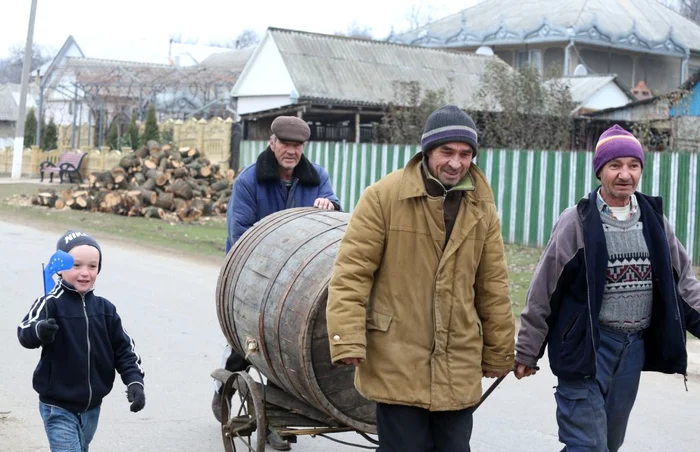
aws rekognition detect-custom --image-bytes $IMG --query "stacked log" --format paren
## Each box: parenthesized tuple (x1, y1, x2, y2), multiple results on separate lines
(31, 144, 240, 222)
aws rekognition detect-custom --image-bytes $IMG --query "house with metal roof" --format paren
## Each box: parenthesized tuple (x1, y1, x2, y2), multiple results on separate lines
(0, 84, 39, 148)
(30, 36, 248, 149)
(585, 69, 700, 151)
(544, 74, 633, 114)
(390, 0, 700, 96)
(230, 27, 513, 142)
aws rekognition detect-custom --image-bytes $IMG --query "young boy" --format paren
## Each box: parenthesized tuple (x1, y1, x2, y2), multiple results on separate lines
(17, 230, 145, 452)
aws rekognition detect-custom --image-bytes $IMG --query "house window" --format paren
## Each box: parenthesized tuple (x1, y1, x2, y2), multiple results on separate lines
(516, 49, 543, 74)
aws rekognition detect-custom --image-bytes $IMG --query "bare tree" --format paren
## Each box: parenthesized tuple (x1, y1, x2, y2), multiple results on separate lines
(475, 60, 575, 149)
(0, 44, 51, 83)
(404, 2, 437, 31)
(661, 0, 700, 21)
(335, 21, 374, 39)
(233, 29, 260, 49)
(378, 80, 454, 143)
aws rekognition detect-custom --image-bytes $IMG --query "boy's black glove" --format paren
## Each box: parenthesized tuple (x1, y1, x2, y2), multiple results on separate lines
(127, 384, 146, 412)
(37, 319, 59, 344)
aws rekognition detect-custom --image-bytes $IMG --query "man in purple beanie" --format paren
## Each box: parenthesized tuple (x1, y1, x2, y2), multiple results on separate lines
(514, 124, 700, 451)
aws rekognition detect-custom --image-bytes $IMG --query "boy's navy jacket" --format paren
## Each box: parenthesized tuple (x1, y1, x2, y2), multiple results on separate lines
(17, 280, 144, 413)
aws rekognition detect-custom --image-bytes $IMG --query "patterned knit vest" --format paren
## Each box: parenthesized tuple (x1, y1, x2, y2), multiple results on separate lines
(599, 208, 653, 332)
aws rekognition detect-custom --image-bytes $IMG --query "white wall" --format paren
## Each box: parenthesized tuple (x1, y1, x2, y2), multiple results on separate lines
(232, 35, 295, 98)
(236, 95, 294, 115)
(584, 83, 631, 111)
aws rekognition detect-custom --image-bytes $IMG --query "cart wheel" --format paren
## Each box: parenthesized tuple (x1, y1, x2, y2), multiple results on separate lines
(220, 371, 266, 452)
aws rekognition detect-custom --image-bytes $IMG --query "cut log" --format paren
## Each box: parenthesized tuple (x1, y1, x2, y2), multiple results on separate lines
(60, 188, 74, 201)
(172, 167, 189, 179)
(210, 179, 229, 192)
(155, 171, 171, 187)
(176, 205, 202, 222)
(141, 177, 156, 191)
(158, 155, 169, 172)
(135, 147, 149, 159)
(167, 178, 194, 200)
(132, 172, 146, 185)
(54, 199, 66, 209)
(102, 192, 123, 211)
(72, 195, 92, 210)
(110, 167, 127, 185)
(119, 153, 141, 170)
(150, 151, 165, 164)
(138, 189, 157, 205)
(143, 159, 158, 170)
(142, 206, 166, 219)
(199, 165, 212, 178)
(154, 192, 174, 210)
(36, 191, 57, 207)
(89, 171, 115, 189)
(169, 159, 184, 169)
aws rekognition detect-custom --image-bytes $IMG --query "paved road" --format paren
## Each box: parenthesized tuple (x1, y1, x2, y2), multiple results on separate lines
(1, 220, 699, 452)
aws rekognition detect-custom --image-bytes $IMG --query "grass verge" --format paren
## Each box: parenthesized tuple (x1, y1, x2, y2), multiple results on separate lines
(0, 183, 227, 262)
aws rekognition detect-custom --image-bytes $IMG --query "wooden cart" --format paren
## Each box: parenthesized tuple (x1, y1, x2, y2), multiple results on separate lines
(211, 367, 379, 452)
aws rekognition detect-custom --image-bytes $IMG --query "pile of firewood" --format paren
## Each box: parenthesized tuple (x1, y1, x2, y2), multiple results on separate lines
(31, 143, 237, 222)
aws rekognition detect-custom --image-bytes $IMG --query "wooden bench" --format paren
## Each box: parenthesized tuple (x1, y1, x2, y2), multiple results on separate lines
(39, 152, 87, 183)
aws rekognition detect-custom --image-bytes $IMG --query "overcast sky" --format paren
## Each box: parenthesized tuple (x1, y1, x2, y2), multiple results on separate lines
(2, 0, 479, 64)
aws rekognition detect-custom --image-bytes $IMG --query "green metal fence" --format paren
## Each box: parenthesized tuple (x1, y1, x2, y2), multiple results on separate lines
(240, 141, 700, 265)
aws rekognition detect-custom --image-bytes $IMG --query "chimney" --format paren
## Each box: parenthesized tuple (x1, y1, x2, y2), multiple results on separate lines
(631, 81, 653, 101)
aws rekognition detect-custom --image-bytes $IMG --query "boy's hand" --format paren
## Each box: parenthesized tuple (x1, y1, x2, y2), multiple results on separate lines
(37, 319, 59, 344)
(127, 384, 146, 412)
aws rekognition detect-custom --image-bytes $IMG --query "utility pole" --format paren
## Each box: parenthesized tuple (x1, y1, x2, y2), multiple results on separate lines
(11, 0, 39, 180)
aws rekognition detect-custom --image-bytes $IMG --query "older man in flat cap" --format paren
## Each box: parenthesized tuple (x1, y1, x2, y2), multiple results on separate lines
(216, 115, 340, 450)
(224, 115, 341, 252)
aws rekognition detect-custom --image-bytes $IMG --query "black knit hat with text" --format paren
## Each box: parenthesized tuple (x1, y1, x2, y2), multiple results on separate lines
(56, 230, 102, 272)
(421, 105, 478, 156)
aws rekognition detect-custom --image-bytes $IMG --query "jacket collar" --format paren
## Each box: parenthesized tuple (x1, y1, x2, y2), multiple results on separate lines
(59, 279, 95, 298)
(255, 146, 320, 186)
(398, 152, 494, 203)
(578, 187, 663, 221)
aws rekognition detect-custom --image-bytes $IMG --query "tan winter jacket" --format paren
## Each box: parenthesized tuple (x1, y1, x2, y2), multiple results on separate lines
(327, 153, 515, 411)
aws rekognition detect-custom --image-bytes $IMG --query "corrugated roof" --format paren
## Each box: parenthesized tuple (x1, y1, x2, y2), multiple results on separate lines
(0, 84, 39, 122)
(545, 75, 620, 104)
(396, 0, 700, 54)
(268, 28, 510, 110)
(198, 48, 254, 70)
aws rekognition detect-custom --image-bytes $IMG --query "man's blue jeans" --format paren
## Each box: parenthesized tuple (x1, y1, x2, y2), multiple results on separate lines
(39, 401, 101, 452)
(555, 326, 645, 452)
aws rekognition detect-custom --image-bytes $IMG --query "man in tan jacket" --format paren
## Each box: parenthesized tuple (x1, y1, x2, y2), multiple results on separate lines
(327, 105, 515, 451)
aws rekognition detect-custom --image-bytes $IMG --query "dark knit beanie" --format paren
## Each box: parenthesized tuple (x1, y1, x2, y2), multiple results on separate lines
(57, 230, 102, 272)
(421, 105, 479, 156)
(593, 124, 644, 175)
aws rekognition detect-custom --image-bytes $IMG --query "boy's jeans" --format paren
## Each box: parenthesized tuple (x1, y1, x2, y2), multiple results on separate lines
(39, 402, 101, 452)
(555, 326, 645, 452)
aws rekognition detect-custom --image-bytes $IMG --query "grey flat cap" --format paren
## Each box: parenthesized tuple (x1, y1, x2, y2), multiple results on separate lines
(271, 116, 311, 143)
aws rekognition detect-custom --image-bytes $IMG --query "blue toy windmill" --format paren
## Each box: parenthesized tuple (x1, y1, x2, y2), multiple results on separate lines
(43, 250, 75, 296)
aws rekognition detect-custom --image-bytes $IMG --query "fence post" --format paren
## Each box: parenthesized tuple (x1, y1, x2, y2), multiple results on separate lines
(197, 118, 206, 151)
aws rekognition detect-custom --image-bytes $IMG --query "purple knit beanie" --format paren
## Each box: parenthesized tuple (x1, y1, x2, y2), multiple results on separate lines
(593, 125, 644, 175)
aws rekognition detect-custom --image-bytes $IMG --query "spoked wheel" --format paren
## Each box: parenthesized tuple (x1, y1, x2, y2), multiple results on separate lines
(220, 371, 266, 452)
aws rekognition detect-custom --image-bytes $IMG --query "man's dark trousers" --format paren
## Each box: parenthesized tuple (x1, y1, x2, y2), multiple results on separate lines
(376, 402, 474, 452)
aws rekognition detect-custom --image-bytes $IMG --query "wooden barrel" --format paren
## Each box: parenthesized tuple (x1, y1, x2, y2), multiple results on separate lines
(216, 207, 376, 433)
